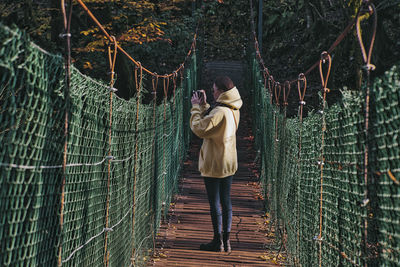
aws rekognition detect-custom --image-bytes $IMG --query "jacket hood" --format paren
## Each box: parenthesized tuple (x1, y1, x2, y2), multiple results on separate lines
(216, 87, 243, 109)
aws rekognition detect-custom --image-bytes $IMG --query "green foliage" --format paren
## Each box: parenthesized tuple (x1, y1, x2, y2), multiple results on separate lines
(0, 0, 198, 83)
(72, 0, 198, 79)
(259, 0, 400, 117)
(202, 0, 251, 60)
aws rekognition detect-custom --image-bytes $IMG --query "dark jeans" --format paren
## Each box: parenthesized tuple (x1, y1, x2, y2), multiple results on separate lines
(203, 176, 233, 234)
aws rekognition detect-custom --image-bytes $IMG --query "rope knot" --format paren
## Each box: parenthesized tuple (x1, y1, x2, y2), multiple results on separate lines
(360, 198, 370, 207)
(361, 0, 374, 14)
(313, 235, 323, 241)
(321, 51, 330, 63)
(106, 155, 115, 161)
(363, 64, 376, 71)
(59, 33, 72, 38)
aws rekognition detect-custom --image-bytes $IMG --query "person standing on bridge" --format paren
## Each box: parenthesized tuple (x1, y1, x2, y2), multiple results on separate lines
(190, 76, 242, 252)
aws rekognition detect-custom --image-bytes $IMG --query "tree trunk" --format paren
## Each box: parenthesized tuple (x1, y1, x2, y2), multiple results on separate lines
(305, 0, 312, 29)
(23, 0, 38, 29)
(50, 0, 63, 50)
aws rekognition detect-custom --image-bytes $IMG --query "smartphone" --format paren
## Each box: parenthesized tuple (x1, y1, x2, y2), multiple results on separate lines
(193, 90, 202, 98)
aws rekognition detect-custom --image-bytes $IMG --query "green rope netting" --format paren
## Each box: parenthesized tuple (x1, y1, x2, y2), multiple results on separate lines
(248, 52, 400, 266)
(0, 23, 197, 266)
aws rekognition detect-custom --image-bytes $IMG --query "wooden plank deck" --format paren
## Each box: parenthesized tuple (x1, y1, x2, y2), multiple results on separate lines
(149, 107, 283, 266)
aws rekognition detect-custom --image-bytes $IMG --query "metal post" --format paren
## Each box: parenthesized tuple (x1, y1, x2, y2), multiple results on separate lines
(258, 0, 263, 54)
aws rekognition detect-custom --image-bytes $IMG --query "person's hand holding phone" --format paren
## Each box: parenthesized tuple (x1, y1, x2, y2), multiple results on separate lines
(191, 90, 207, 105)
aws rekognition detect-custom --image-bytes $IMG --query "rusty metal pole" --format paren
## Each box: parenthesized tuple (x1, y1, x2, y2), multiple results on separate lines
(258, 0, 263, 54)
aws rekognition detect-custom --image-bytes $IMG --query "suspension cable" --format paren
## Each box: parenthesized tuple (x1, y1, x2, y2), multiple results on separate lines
(58, 0, 72, 265)
(356, 2, 377, 265)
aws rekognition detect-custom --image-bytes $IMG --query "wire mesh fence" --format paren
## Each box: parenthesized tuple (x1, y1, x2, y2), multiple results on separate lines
(248, 52, 400, 266)
(0, 23, 198, 266)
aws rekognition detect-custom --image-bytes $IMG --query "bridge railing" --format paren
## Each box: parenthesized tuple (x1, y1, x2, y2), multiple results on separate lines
(248, 47, 400, 266)
(0, 23, 199, 266)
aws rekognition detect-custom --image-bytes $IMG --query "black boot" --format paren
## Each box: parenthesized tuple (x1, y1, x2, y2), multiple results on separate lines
(223, 232, 231, 252)
(200, 233, 223, 252)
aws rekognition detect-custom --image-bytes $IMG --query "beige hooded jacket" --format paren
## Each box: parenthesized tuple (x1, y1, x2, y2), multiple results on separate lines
(190, 87, 243, 178)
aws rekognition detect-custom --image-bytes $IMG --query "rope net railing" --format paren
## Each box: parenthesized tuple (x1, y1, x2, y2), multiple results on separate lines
(249, 47, 400, 267)
(0, 19, 198, 266)
(248, 1, 400, 266)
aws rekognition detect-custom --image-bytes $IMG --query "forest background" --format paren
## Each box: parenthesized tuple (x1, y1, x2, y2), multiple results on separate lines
(1, 0, 399, 113)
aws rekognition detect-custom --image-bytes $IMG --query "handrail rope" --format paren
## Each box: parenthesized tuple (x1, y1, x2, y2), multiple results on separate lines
(297, 157, 375, 173)
(75, 0, 198, 79)
(151, 75, 158, 198)
(172, 71, 178, 98)
(172, 72, 178, 169)
(163, 76, 170, 98)
(104, 36, 117, 267)
(295, 74, 306, 265)
(283, 80, 291, 118)
(262, 72, 267, 91)
(268, 76, 274, 104)
(131, 61, 143, 261)
(283, 81, 291, 107)
(171, 72, 177, 157)
(149, 71, 159, 255)
(0, 155, 139, 170)
(263, 70, 272, 105)
(178, 66, 184, 165)
(134, 63, 138, 92)
(151, 74, 158, 180)
(295, 72, 307, 265)
(152, 73, 159, 95)
(357, 2, 377, 72)
(274, 82, 281, 107)
(356, 2, 377, 265)
(274, 82, 281, 142)
(161, 76, 169, 217)
(59, 0, 73, 265)
(297, 73, 307, 123)
(319, 52, 332, 94)
(317, 51, 332, 267)
(296, 74, 307, 263)
(180, 65, 185, 84)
